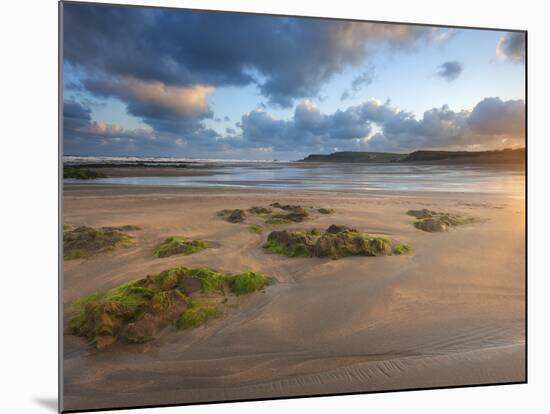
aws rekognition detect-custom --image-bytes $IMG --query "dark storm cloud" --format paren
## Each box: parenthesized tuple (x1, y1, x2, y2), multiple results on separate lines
(64, 3, 436, 108)
(496, 32, 526, 63)
(436, 61, 463, 82)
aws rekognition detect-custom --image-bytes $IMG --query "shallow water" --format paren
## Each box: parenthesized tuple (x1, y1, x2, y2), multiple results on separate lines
(65, 162, 525, 197)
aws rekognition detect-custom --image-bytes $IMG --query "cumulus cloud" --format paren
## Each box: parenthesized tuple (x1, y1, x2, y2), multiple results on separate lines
(63, 100, 155, 142)
(234, 97, 524, 154)
(437, 61, 463, 82)
(496, 32, 526, 63)
(468, 97, 525, 136)
(64, 3, 442, 108)
(63, 100, 224, 156)
(84, 78, 214, 120)
(76, 121, 155, 140)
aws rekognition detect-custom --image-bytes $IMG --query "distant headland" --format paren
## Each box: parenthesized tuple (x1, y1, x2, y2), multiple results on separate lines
(300, 148, 525, 164)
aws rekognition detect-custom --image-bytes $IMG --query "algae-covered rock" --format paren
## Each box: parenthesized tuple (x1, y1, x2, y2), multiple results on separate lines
(68, 266, 273, 349)
(154, 236, 209, 258)
(217, 209, 247, 223)
(63, 166, 106, 180)
(248, 206, 272, 215)
(226, 271, 272, 295)
(269, 205, 309, 223)
(264, 225, 405, 259)
(219, 203, 324, 227)
(63, 225, 139, 260)
(407, 209, 473, 232)
(414, 218, 448, 232)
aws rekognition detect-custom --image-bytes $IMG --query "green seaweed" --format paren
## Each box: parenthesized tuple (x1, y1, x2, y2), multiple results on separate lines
(318, 208, 335, 214)
(248, 206, 272, 215)
(154, 236, 209, 258)
(68, 265, 274, 349)
(393, 243, 412, 255)
(226, 272, 273, 295)
(264, 225, 404, 259)
(407, 209, 474, 232)
(217, 209, 247, 223)
(63, 166, 106, 180)
(63, 225, 136, 260)
(176, 302, 218, 329)
(187, 267, 225, 293)
(264, 239, 311, 257)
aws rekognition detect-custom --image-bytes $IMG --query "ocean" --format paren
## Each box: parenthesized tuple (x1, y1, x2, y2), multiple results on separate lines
(64, 156, 525, 197)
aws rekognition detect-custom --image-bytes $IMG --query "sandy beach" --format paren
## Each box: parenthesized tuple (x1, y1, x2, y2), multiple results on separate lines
(62, 184, 525, 411)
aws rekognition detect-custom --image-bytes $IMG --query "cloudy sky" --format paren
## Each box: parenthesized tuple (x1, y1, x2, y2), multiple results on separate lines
(63, 2, 526, 160)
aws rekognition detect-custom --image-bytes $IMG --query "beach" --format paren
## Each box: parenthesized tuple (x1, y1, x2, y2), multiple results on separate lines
(62, 179, 525, 411)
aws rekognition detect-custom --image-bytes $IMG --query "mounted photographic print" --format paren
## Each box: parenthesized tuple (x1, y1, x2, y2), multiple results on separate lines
(60, 1, 526, 412)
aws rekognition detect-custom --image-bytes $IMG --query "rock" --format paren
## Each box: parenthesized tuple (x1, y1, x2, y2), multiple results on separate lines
(125, 313, 157, 343)
(414, 218, 449, 232)
(266, 225, 393, 259)
(407, 209, 473, 232)
(228, 209, 246, 223)
(248, 206, 272, 215)
(179, 277, 202, 295)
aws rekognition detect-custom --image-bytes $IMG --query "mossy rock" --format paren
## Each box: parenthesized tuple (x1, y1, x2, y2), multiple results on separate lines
(63, 166, 106, 180)
(63, 225, 138, 260)
(226, 271, 272, 295)
(154, 236, 209, 258)
(264, 225, 409, 260)
(270, 202, 302, 211)
(407, 209, 473, 232)
(68, 266, 273, 349)
(220, 203, 322, 226)
(248, 206, 272, 215)
(217, 209, 247, 223)
(268, 205, 309, 223)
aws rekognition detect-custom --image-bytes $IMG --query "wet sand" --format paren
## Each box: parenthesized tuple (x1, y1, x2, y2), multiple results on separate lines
(62, 185, 525, 411)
